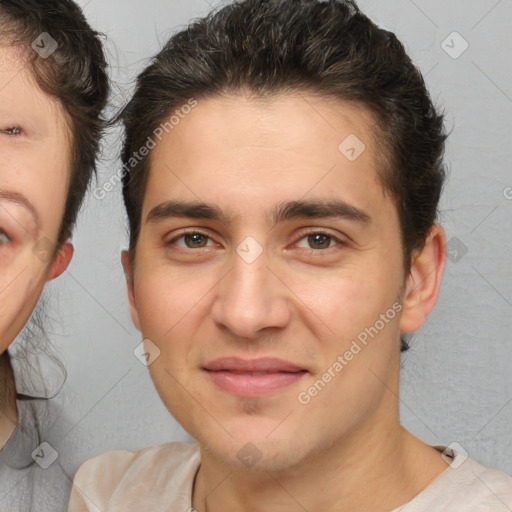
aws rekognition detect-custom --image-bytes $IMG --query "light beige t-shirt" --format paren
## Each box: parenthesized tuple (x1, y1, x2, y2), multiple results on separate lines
(68, 442, 512, 511)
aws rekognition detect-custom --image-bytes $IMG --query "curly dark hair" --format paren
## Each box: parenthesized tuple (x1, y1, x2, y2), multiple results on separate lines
(120, 0, 447, 351)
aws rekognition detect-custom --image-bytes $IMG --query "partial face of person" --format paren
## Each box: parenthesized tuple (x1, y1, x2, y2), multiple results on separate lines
(125, 91, 441, 471)
(0, 46, 72, 352)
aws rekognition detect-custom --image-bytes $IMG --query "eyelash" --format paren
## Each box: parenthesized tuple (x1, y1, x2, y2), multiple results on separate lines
(1, 127, 22, 136)
(166, 229, 346, 252)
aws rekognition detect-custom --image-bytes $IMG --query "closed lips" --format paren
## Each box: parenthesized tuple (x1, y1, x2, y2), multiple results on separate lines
(203, 357, 308, 397)
(203, 357, 307, 373)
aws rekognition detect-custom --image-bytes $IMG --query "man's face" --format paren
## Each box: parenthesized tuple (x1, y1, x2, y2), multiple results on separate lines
(127, 92, 409, 471)
(0, 47, 70, 352)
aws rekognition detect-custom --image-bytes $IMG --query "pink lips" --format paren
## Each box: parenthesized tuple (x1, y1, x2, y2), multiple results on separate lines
(203, 357, 307, 398)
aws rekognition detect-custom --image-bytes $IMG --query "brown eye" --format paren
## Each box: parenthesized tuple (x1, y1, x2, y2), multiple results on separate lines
(295, 231, 346, 252)
(183, 233, 209, 248)
(168, 232, 213, 249)
(307, 233, 333, 250)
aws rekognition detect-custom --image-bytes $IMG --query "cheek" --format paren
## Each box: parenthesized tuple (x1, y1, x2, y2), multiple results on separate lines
(30, 144, 70, 243)
(0, 262, 45, 348)
(293, 266, 398, 342)
(292, 272, 402, 428)
(134, 262, 211, 344)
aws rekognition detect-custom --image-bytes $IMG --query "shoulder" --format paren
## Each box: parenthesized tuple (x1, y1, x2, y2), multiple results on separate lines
(463, 457, 512, 504)
(414, 452, 512, 510)
(68, 442, 200, 512)
(1, 398, 73, 512)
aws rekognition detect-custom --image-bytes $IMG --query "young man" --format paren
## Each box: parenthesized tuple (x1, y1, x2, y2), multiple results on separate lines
(70, 0, 512, 510)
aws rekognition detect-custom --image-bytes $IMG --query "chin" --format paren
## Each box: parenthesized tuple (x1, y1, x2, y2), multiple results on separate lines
(196, 426, 315, 473)
(163, 388, 328, 472)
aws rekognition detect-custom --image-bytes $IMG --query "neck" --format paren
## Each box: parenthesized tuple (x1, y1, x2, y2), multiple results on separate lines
(192, 376, 448, 512)
(0, 351, 18, 449)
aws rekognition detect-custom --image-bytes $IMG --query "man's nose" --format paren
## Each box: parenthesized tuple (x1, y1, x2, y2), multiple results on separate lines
(211, 246, 291, 339)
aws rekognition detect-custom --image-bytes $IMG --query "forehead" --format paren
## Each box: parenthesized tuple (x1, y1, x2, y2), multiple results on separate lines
(166, 91, 378, 156)
(0, 46, 68, 133)
(0, 39, 25, 64)
(144, 92, 392, 219)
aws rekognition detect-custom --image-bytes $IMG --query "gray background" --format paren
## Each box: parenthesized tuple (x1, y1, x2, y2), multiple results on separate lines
(20, 0, 512, 477)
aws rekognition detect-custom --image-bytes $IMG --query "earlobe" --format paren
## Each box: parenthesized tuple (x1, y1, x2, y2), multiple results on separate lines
(399, 224, 446, 333)
(121, 250, 141, 331)
(47, 241, 74, 281)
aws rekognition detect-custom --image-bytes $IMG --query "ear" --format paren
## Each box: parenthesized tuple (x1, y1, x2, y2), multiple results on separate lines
(121, 250, 141, 331)
(47, 241, 73, 281)
(399, 224, 446, 333)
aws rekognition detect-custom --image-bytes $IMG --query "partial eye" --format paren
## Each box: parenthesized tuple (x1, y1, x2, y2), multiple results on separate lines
(170, 232, 214, 249)
(296, 232, 340, 250)
(1, 127, 22, 136)
(0, 229, 12, 245)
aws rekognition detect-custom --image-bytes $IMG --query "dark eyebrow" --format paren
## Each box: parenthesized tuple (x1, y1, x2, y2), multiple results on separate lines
(272, 199, 371, 225)
(0, 189, 40, 230)
(146, 200, 234, 224)
(146, 199, 370, 226)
